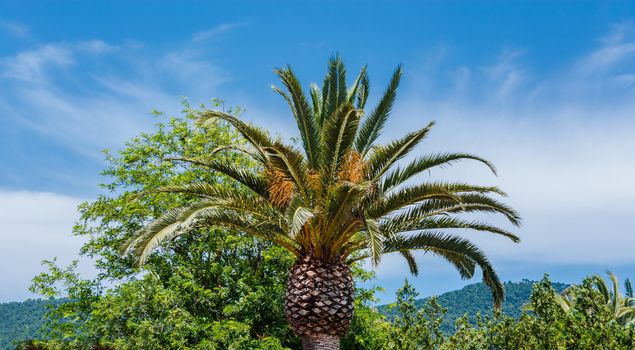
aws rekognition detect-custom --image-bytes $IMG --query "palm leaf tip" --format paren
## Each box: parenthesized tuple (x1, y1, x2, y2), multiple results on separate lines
(354, 64, 403, 156)
(273, 66, 320, 167)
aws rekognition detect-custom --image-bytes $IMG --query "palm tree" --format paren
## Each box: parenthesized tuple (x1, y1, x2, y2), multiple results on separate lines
(590, 272, 635, 325)
(122, 56, 521, 349)
(540, 272, 635, 326)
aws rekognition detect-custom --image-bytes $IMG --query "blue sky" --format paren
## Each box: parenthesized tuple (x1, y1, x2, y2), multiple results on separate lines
(1, 1, 634, 303)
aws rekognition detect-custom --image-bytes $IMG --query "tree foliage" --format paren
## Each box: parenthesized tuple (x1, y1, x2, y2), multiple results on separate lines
(29, 100, 295, 349)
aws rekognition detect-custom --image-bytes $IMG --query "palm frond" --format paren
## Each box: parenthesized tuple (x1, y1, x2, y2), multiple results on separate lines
(134, 222, 183, 267)
(442, 183, 507, 196)
(149, 182, 281, 219)
(320, 103, 362, 179)
(273, 66, 320, 167)
(381, 153, 497, 192)
(608, 271, 621, 314)
(382, 232, 505, 310)
(207, 144, 261, 161)
(366, 122, 435, 181)
(310, 83, 322, 123)
(416, 194, 521, 226)
(197, 110, 274, 162)
(347, 65, 367, 103)
(321, 55, 346, 123)
(322, 181, 368, 241)
(191, 208, 298, 254)
(381, 215, 520, 242)
(398, 250, 419, 275)
(356, 69, 370, 109)
(265, 144, 310, 199)
(364, 218, 383, 266)
(121, 207, 185, 260)
(285, 196, 314, 239)
(355, 65, 402, 156)
(553, 293, 573, 312)
(353, 233, 476, 280)
(366, 182, 460, 218)
(166, 157, 269, 199)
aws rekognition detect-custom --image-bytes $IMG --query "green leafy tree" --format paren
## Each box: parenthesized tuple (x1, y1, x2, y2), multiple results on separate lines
(384, 280, 446, 349)
(121, 56, 520, 349)
(30, 101, 296, 349)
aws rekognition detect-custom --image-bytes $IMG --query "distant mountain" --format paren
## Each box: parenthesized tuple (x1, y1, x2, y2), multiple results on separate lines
(378, 279, 569, 333)
(0, 299, 62, 350)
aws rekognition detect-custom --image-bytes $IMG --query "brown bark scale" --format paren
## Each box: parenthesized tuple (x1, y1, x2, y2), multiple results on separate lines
(285, 256, 355, 350)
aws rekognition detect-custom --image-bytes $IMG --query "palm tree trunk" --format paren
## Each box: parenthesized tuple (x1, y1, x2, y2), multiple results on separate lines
(301, 334, 341, 350)
(285, 256, 355, 350)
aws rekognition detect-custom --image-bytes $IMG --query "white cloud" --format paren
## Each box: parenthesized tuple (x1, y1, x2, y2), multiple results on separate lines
(371, 22, 635, 275)
(156, 50, 231, 93)
(0, 19, 29, 39)
(577, 21, 635, 75)
(0, 191, 93, 301)
(481, 49, 526, 98)
(0, 39, 231, 160)
(76, 40, 117, 54)
(0, 44, 73, 83)
(190, 22, 248, 42)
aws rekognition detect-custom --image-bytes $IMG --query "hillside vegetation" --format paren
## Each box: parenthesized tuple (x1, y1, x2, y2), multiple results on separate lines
(0, 299, 62, 350)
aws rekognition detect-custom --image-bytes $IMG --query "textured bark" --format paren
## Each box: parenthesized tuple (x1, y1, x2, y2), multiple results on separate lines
(285, 256, 355, 349)
(301, 334, 341, 350)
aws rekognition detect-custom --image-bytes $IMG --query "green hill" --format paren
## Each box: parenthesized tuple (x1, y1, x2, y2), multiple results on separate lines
(379, 279, 569, 333)
(0, 299, 63, 350)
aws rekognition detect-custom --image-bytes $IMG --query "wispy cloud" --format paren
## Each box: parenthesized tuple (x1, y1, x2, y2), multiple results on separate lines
(0, 19, 30, 39)
(0, 38, 230, 160)
(76, 39, 118, 54)
(0, 44, 73, 83)
(576, 20, 635, 75)
(190, 22, 248, 42)
(481, 49, 526, 99)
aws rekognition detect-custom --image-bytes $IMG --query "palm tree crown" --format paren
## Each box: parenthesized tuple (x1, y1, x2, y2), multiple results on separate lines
(546, 272, 635, 326)
(123, 56, 521, 308)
